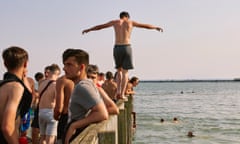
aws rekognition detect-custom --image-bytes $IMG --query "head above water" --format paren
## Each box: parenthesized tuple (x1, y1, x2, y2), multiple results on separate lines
(120, 11, 130, 19)
(160, 118, 164, 123)
(187, 131, 195, 137)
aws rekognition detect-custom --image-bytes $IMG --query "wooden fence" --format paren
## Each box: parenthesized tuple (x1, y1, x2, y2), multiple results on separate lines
(71, 95, 134, 144)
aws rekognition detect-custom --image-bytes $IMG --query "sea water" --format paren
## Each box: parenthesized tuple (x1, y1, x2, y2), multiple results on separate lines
(132, 82, 240, 144)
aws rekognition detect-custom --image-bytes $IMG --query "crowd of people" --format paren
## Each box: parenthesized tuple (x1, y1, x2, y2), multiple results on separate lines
(0, 11, 162, 144)
(0, 46, 139, 144)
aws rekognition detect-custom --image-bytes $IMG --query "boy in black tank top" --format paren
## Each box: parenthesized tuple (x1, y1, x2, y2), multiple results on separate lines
(0, 46, 32, 143)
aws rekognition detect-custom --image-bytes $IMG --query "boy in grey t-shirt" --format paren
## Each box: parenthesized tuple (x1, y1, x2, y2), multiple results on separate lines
(69, 79, 102, 121)
(62, 49, 108, 143)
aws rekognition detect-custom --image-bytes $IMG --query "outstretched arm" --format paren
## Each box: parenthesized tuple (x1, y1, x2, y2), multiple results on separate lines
(132, 21, 163, 32)
(82, 21, 114, 34)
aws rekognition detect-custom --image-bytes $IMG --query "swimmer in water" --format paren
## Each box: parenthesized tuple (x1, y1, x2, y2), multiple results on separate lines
(160, 118, 164, 123)
(173, 117, 179, 123)
(187, 131, 195, 137)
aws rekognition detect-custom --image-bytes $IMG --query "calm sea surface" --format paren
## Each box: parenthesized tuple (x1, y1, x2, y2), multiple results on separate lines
(132, 82, 240, 144)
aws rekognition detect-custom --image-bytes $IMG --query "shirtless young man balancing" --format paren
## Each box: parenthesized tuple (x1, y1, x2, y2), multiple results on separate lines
(82, 11, 163, 99)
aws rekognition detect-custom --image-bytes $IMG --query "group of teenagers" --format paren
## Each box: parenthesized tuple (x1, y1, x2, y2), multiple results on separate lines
(0, 11, 162, 144)
(0, 47, 138, 144)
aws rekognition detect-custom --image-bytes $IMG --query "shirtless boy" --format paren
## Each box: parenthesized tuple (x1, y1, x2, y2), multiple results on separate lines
(54, 75, 74, 143)
(82, 11, 163, 99)
(38, 64, 60, 143)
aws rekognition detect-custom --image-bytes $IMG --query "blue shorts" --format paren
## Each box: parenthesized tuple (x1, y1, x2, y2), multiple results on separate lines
(113, 44, 134, 70)
(21, 109, 31, 132)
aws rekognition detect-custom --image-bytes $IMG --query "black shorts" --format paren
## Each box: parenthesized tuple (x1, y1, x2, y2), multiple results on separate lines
(31, 107, 39, 128)
(57, 113, 68, 139)
(0, 132, 7, 144)
(114, 44, 134, 70)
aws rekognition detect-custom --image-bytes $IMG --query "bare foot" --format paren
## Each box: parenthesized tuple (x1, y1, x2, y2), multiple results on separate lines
(116, 93, 127, 100)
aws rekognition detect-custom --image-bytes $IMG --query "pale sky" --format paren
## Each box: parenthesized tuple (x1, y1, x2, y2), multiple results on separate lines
(1, 0, 240, 80)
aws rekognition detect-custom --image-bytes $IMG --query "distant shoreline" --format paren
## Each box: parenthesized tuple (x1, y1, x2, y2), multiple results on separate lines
(140, 79, 240, 83)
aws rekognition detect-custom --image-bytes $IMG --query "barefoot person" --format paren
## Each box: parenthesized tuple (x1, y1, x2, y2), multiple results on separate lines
(0, 46, 32, 143)
(82, 11, 163, 99)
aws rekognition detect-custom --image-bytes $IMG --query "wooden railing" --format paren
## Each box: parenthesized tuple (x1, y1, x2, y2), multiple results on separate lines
(71, 95, 134, 144)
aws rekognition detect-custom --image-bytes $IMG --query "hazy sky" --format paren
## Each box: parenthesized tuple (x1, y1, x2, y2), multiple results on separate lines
(1, 0, 240, 80)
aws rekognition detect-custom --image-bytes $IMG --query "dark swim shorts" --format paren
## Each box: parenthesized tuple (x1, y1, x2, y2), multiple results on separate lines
(113, 44, 134, 70)
(57, 113, 68, 139)
(31, 107, 39, 128)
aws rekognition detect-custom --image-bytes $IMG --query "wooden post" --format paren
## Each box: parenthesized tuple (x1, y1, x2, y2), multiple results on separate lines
(69, 99, 135, 144)
(118, 109, 127, 144)
(125, 96, 133, 144)
(98, 131, 115, 144)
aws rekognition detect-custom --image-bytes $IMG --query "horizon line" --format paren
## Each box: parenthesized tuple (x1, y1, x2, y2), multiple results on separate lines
(140, 79, 240, 83)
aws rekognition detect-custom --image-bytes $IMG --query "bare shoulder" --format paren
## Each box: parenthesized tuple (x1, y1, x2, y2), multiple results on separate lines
(111, 81, 117, 87)
(6, 81, 23, 89)
(112, 19, 120, 23)
(131, 20, 140, 26)
(56, 76, 65, 83)
(27, 77, 34, 83)
(4, 82, 24, 97)
(57, 76, 74, 87)
(111, 19, 123, 25)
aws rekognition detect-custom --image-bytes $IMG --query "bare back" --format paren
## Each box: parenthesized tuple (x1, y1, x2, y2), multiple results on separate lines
(0, 82, 23, 136)
(39, 80, 56, 109)
(102, 80, 117, 100)
(113, 19, 133, 45)
(56, 76, 74, 114)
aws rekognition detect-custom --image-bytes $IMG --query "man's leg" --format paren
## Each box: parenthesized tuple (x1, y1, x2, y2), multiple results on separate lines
(32, 128, 40, 144)
(120, 69, 128, 98)
(116, 68, 122, 99)
(46, 135, 56, 144)
(39, 135, 46, 144)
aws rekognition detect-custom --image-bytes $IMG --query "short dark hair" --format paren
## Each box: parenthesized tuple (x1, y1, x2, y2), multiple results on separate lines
(120, 11, 130, 19)
(34, 72, 44, 82)
(48, 63, 61, 74)
(130, 76, 138, 83)
(62, 48, 89, 66)
(2, 46, 28, 70)
(87, 64, 99, 75)
(105, 71, 113, 80)
(44, 65, 51, 72)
